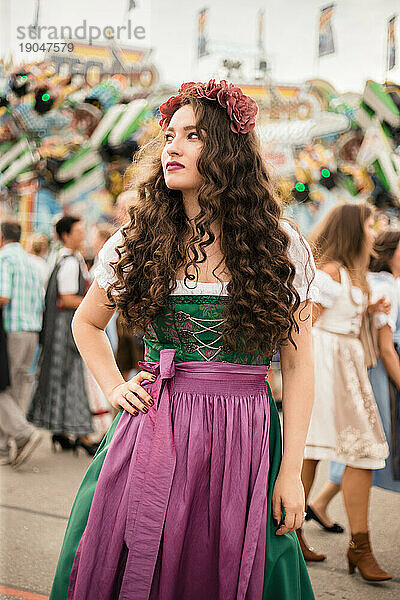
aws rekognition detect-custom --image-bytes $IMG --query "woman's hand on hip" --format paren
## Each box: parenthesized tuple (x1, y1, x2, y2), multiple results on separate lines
(107, 371, 156, 416)
(272, 470, 305, 535)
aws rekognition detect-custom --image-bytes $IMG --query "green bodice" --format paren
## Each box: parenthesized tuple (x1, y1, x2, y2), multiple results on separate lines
(143, 294, 270, 366)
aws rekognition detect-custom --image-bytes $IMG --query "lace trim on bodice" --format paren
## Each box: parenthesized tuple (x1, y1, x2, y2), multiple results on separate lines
(170, 279, 229, 296)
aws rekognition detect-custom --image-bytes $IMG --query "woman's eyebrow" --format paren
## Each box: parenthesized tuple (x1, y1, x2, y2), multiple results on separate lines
(165, 125, 197, 132)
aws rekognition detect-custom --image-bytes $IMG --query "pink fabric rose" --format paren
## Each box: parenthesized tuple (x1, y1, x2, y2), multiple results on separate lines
(159, 79, 258, 134)
(218, 85, 258, 134)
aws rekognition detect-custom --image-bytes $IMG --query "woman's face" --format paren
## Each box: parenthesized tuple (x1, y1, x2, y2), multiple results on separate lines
(363, 215, 376, 254)
(161, 104, 203, 194)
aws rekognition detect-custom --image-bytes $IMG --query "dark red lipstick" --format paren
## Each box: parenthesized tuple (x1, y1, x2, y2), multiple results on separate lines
(166, 161, 185, 171)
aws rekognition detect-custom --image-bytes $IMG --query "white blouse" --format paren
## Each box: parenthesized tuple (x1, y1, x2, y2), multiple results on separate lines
(57, 248, 89, 295)
(313, 268, 399, 333)
(92, 219, 318, 303)
(314, 268, 365, 308)
(367, 271, 398, 332)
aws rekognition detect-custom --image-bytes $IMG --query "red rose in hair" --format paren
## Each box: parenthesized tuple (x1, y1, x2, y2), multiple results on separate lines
(178, 81, 201, 96)
(218, 84, 258, 134)
(159, 79, 258, 134)
(158, 94, 182, 125)
(199, 79, 228, 100)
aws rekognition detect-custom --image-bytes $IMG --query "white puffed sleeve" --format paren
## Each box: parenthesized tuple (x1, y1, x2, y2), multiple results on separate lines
(313, 269, 342, 308)
(92, 228, 124, 294)
(367, 272, 398, 332)
(281, 219, 319, 303)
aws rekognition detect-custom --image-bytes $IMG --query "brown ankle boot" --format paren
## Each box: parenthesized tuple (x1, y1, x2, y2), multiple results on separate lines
(347, 532, 392, 581)
(296, 528, 327, 562)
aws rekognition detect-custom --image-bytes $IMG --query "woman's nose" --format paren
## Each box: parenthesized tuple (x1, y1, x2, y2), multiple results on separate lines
(167, 137, 183, 156)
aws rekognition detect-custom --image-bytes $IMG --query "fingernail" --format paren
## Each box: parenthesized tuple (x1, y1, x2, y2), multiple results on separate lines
(150, 375, 156, 380)
(142, 407, 148, 414)
(148, 399, 154, 406)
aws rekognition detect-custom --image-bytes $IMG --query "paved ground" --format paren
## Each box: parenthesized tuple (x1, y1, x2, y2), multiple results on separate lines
(0, 430, 399, 599)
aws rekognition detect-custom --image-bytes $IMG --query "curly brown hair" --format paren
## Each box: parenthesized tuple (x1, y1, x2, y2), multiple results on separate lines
(106, 95, 312, 358)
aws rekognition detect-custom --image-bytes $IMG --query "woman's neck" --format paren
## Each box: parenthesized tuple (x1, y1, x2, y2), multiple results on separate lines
(182, 190, 221, 240)
(182, 190, 200, 221)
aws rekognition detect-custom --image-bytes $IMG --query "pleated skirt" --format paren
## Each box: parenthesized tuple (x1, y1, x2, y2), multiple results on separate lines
(27, 310, 93, 436)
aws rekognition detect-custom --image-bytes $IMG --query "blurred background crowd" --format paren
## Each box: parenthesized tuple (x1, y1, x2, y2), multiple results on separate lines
(0, 1, 400, 245)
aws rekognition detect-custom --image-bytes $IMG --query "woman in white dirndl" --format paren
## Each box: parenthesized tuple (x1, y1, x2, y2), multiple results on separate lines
(299, 203, 390, 582)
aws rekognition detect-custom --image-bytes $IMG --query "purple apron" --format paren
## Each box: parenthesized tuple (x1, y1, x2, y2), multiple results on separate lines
(68, 349, 270, 600)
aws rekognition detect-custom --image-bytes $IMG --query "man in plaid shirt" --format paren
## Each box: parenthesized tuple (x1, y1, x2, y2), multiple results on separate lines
(0, 221, 44, 467)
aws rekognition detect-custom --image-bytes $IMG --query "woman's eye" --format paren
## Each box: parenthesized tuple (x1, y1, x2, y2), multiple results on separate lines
(165, 131, 199, 141)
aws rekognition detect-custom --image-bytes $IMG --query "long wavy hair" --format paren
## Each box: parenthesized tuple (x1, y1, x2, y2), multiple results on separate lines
(308, 203, 373, 292)
(107, 95, 312, 357)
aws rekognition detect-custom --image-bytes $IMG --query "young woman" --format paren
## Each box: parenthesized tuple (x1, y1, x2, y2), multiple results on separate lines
(311, 230, 400, 512)
(301, 204, 391, 581)
(50, 80, 316, 600)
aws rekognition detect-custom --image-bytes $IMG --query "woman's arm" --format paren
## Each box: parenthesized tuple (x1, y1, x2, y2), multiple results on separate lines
(71, 281, 155, 415)
(377, 324, 400, 389)
(273, 300, 314, 535)
(71, 282, 123, 397)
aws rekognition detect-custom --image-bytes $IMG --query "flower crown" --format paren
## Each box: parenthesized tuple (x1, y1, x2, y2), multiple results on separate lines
(159, 79, 258, 135)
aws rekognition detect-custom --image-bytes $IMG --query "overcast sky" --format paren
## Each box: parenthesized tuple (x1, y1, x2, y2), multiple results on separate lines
(1, 0, 400, 94)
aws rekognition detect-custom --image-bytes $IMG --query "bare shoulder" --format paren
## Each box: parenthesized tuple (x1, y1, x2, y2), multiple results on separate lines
(320, 262, 341, 283)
